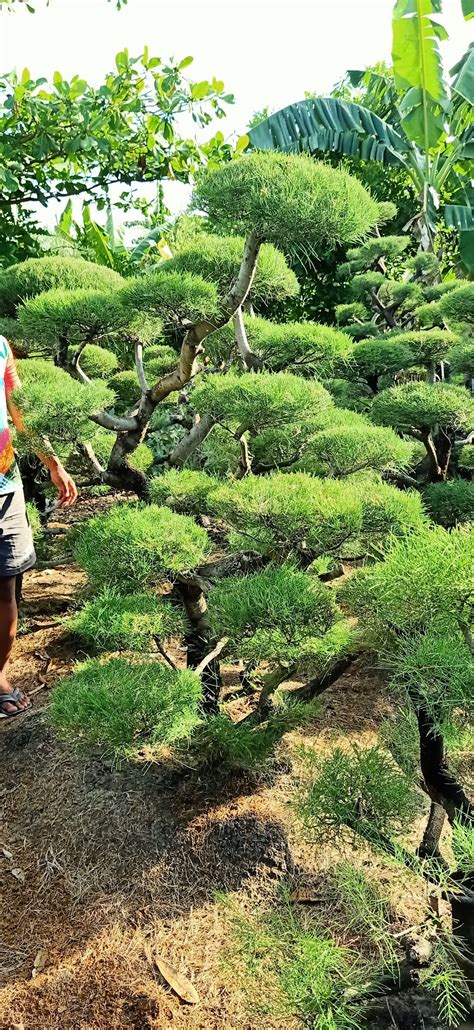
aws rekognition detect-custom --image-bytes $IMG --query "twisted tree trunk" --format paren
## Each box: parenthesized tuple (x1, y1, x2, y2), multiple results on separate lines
(88, 231, 262, 494)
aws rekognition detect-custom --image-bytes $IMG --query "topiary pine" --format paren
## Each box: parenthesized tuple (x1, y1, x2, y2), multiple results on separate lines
(73, 503, 211, 592)
(50, 658, 202, 756)
(162, 231, 299, 306)
(14, 359, 113, 448)
(371, 382, 474, 433)
(0, 256, 123, 316)
(119, 269, 219, 325)
(207, 563, 337, 666)
(440, 283, 474, 339)
(150, 469, 220, 514)
(192, 371, 332, 435)
(18, 287, 131, 359)
(351, 338, 417, 391)
(194, 152, 381, 254)
(235, 316, 353, 379)
(69, 586, 186, 654)
(297, 423, 415, 479)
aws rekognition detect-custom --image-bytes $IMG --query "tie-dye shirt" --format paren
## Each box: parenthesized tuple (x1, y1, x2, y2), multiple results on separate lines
(0, 336, 22, 494)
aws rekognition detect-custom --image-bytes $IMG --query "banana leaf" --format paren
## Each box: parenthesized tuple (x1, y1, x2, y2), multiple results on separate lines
(461, 0, 474, 19)
(392, 0, 450, 150)
(248, 96, 411, 167)
(451, 44, 474, 104)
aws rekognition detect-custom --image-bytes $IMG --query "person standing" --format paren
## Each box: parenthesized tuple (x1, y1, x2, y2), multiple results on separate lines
(0, 336, 77, 719)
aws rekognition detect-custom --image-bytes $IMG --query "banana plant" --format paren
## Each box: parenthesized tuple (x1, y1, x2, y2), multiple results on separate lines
(249, 0, 474, 271)
(49, 196, 171, 272)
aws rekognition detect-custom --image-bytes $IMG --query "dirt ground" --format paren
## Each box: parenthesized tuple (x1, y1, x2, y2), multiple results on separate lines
(0, 495, 467, 1030)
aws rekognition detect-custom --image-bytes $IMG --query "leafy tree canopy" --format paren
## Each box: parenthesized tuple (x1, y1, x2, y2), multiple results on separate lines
(0, 50, 235, 264)
(194, 153, 381, 253)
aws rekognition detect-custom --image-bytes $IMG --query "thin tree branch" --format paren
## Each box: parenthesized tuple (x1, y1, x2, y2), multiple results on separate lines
(135, 339, 150, 394)
(90, 411, 138, 432)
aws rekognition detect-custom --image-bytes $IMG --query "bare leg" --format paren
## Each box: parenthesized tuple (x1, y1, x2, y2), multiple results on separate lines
(0, 574, 29, 714)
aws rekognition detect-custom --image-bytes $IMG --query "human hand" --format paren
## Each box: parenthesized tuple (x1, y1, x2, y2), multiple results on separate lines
(49, 462, 78, 507)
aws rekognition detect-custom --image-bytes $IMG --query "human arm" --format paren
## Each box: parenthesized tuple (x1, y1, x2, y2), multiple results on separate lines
(5, 347, 78, 507)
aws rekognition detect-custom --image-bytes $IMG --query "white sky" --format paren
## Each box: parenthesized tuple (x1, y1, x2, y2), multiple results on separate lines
(1, 0, 471, 228)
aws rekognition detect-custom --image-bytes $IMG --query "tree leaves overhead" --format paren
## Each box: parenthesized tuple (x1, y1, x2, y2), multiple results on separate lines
(392, 0, 450, 150)
(248, 96, 412, 168)
(0, 51, 234, 264)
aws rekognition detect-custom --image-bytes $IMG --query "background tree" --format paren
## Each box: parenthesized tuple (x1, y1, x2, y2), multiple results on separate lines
(0, 50, 237, 265)
(248, 0, 474, 269)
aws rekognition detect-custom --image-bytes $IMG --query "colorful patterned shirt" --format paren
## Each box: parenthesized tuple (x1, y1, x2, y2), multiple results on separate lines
(0, 336, 22, 494)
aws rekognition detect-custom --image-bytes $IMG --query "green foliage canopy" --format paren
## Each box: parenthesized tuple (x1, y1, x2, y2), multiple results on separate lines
(194, 153, 381, 253)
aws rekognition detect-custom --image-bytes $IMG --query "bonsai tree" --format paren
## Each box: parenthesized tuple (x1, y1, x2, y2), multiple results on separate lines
(371, 382, 474, 481)
(11, 152, 382, 496)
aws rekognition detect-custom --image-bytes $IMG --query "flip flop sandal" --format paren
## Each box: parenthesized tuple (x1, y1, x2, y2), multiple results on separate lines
(0, 687, 31, 720)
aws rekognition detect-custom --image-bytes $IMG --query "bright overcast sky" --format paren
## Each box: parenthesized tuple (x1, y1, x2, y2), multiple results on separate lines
(1, 0, 471, 226)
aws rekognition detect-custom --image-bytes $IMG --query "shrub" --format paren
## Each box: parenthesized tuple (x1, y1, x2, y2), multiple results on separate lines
(69, 586, 185, 653)
(0, 256, 123, 316)
(150, 468, 219, 514)
(343, 525, 473, 641)
(49, 658, 202, 755)
(70, 343, 119, 379)
(378, 281, 423, 312)
(423, 480, 474, 528)
(129, 442, 154, 473)
(440, 283, 474, 336)
(458, 445, 474, 473)
(296, 744, 419, 836)
(192, 372, 332, 434)
(447, 343, 474, 379)
(351, 338, 416, 381)
(207, 564, 337, 664)
(240, 316, 352, 378)
(210, 471, 364, 557)
(382, 329, 456, 365)
(163, 232, 299, 304)
(335, 302, 369, 326)
(19, 287, 129, 355)
(194, 152, 380, 252)
(14, 359, 113, 445)
(371, 382, 474, 436)
(143, 345, 179, 381)
(119, 269, 218, 324)
(109, 369, 140, 409)
(298, 423, 415, 478)
(73, 503, 211, 591)
(225, 899, 369, 1027)
(186, 701, 319, 771)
